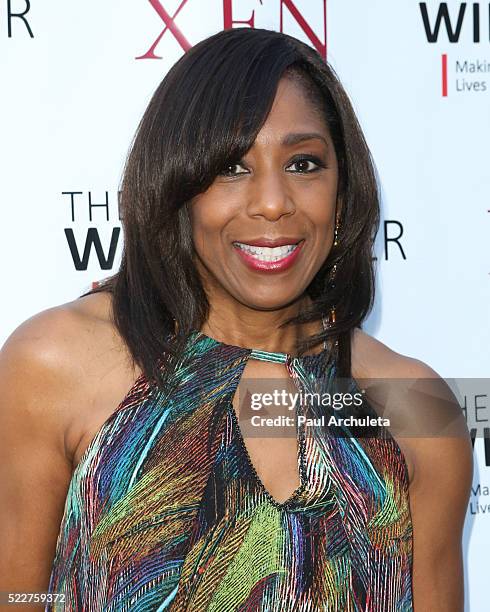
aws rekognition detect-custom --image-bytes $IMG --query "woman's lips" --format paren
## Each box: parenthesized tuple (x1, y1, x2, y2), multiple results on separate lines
(232, 240, 304, 273)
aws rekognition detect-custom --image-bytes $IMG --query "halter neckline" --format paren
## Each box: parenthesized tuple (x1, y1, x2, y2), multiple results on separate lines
(189, 314, 331, 362)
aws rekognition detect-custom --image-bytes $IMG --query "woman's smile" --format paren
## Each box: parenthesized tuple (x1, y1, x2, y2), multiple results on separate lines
(232, 238, 305, 272)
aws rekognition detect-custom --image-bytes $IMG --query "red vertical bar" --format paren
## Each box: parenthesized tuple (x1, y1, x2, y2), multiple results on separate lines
(324, 0, 327, 59)
(442, 53, 448, 97)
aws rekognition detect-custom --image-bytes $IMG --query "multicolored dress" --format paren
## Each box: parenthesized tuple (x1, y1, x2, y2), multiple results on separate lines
(47, 328, 413, 611)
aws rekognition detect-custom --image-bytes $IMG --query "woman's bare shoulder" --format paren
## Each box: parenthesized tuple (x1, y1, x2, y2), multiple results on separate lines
(351, 328, 472, 492)
(4, 290, 108, 344)
(350, 327, 439, 380)
(1, 292, 129, 385)
(0, 292, 139, 461)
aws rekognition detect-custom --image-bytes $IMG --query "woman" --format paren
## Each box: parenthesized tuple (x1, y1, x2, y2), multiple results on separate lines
(0, 28, 472, 611)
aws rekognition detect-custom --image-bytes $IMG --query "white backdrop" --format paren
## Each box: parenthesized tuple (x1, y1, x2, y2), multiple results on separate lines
(1, 1, 489, 609)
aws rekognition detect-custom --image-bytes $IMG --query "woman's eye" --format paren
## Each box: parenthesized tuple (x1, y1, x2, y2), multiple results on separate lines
(286, 157, 323, 173)
(219, 163, 248, 177)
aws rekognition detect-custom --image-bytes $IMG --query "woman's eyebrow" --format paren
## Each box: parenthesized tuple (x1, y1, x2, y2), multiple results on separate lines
(281, 132, 329, 147)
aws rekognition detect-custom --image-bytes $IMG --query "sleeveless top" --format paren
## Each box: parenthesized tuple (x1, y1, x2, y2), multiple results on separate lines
(47, 326, 413, 612)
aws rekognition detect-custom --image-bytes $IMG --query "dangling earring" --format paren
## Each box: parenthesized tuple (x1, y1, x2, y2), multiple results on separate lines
(328, 217, 340, 327)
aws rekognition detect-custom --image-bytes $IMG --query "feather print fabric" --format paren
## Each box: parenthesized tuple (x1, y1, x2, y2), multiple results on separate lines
(47, 331, 413, 611)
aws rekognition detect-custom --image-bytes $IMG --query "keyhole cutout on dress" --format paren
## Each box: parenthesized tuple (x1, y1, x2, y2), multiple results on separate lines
(230, 356, 303, 506)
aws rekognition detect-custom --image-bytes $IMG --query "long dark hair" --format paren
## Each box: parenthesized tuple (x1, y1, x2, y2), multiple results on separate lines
(83, 27, 380, 391)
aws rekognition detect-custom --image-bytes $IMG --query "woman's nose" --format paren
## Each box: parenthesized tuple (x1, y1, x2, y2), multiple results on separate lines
(246, 170, 295, 221)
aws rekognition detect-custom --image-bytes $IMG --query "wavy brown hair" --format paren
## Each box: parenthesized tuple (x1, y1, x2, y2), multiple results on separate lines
(83, 27, 380, 392)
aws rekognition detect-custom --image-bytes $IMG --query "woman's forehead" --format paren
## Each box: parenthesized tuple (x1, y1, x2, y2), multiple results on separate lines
(249, 78, 331, 149)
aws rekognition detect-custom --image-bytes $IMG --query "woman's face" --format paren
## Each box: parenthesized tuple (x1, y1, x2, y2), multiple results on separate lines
(190, 76, 339, 312)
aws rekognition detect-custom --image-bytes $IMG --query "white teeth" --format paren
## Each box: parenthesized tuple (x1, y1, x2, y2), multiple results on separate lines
(234, 242, 298, 262)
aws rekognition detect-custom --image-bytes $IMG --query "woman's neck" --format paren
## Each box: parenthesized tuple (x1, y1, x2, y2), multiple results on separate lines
(200, 295, 323, 355)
